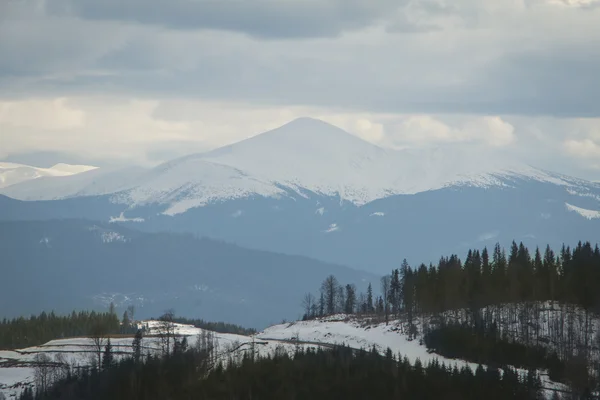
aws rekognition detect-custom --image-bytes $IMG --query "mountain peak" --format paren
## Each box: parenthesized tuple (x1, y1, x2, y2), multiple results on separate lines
(279, 117, 339, 131)
(255, 117, 370, 145)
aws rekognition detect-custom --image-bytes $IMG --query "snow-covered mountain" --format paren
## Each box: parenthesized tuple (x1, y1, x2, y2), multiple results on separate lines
(0, 162, 97, 189)
(109, 118, 593, 215)
(1, 117, 599, 273)
(0, 117, 578, 211)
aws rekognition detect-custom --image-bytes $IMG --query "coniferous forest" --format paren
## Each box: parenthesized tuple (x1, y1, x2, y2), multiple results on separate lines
(0, 310, 120, 350)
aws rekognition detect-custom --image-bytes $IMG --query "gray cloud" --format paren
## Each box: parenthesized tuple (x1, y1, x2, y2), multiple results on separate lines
(46, 0, 402, 39)
(1, 0, 600, 180)
(1, 0, 598, 118)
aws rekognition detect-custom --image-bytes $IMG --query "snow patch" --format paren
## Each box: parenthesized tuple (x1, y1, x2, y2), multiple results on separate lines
(231, 210, 243, 218)
(324, 223, 340, 233)
(315, 207, 325, 215)
(370, 212, 385, 217)
(101, 231, 128, 243)
(565, 203, 600, 220)
(109, 212, 145, 223)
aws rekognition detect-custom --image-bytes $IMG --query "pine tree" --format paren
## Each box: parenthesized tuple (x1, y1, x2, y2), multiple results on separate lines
(102, 338, 113, 370)
(366, 283, 374, 313)
(132, 329, 143, 363)
(122, 310, 131, 333)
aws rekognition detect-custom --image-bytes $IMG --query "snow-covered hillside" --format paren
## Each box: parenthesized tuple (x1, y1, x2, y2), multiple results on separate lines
(0, 162, 97, 189)
(258, 315, 570, 398)
(1, 317, 569, 399)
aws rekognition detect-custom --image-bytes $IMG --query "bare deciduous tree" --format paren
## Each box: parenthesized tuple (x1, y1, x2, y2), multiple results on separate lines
(302, 293, 316, 318)
(381, 275, 391, 324)
(157, 309, 176, 356)
(90, 321, 108, 368)
(321, 275, 340, 315)
(33, 353, 53, 394)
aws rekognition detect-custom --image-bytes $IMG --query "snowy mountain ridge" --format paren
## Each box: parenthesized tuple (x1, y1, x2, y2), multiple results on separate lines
(0, 162, 97, 189)
(105, 118, 600, 215)
(1, 118, 596, 216)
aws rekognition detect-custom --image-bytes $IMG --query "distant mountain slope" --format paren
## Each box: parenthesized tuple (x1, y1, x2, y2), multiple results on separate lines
(0, 166, 146, 201)
(0, 219, 377, 328)
(0, 162, 97, 189)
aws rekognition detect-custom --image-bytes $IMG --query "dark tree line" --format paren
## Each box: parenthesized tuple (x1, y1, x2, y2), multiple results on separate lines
(395, 241, 600, 319)
(0, 310, 120, 350)
(21, 343, 543, 400)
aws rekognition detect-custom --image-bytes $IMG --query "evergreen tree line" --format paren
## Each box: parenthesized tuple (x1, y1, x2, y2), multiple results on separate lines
(0, 310, 120, 350)
(20, 342, 545, 400)
(395, 241, 600, 319)
(304, 241, 600, 322)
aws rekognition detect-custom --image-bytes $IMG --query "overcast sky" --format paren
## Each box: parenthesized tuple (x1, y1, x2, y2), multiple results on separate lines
(1, 0, 599, 179)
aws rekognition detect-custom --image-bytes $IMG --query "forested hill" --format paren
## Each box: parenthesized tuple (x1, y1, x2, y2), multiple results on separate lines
(300, 240, 600, 397)
(0, 219, 377, 328)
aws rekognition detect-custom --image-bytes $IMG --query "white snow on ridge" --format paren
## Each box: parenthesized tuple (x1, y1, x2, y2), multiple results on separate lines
(565, 202, 600, 219)
(0, 166, 147, 201)
(0, 162, 97, 189)
(111, 158, 286, 216)
(324, 223, 340, 233)
(109, 212, 145, 223)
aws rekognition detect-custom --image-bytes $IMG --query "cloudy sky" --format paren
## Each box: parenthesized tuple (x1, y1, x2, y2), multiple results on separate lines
(1, 0, 599, 179)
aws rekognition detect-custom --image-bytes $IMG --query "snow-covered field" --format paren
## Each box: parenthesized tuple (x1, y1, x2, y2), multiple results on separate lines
(1, 316, 571, 399)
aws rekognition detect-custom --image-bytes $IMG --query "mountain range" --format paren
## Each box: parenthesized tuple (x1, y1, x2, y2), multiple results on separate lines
(1, 117, 599, 275)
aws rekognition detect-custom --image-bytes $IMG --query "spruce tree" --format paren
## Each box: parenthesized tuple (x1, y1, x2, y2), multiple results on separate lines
(102, 338, 113, 370)
(366, 283, 374, 313)
(132, 329, 143, 364)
